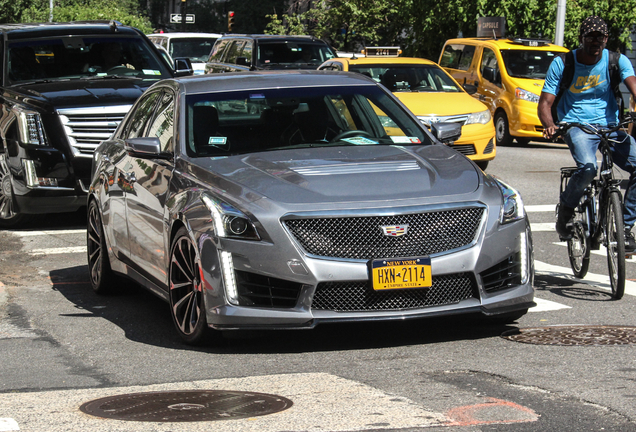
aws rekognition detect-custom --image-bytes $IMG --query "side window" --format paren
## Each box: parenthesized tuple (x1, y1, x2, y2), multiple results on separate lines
(161, 39, 168, 50)
(121, 91, 162, 139)
(224, 40, 245, 64)
(440, 44, 463, 69)
(459, 45, 476, 70)
(241, 41, 253, 64)
(209, 39, 229, 62)
(147, 92, 175, 152)
(480, 48, 499, 82)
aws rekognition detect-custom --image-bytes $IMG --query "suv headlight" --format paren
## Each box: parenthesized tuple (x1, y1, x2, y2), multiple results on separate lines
(15, 108, 47, 145)
(515, 88, 539, 103)
(201, 195, 260, 240)
(494, 177, 525, 224)
(464, 109, 491, 125)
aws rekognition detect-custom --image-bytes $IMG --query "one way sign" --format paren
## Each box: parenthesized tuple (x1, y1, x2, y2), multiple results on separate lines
(170, 14, 195, 24)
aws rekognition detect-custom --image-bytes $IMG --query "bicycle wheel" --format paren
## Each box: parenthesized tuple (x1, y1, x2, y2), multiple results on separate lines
(568, 203, 591, 278)
(605, 190, 625, 299)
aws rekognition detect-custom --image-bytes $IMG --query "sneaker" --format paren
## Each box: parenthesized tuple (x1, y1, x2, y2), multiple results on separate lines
(625, 228, 636, 253)
(555, 203, 575, 240)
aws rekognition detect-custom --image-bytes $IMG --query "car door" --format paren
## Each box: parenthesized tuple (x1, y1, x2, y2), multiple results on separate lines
(108, 90, 163, 261)
(124, 90, 176, 286)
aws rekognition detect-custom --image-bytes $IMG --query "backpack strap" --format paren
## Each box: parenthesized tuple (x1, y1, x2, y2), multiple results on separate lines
(551, 51, 574, 124)
(608, 50, 624, 119)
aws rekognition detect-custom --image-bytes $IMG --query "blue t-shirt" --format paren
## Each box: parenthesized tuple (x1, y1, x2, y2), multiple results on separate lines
(542, 49, 634, 125)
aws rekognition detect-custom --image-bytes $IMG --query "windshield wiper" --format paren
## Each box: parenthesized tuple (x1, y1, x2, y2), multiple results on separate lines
(13, 79, 61, 85)
(81, 74, 142, 80)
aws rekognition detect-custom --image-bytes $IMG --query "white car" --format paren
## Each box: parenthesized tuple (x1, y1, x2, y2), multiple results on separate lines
(147, 32, 221, 75)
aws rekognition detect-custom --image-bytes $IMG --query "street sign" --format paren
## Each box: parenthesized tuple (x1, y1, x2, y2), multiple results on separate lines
(170, 14, 195, 24)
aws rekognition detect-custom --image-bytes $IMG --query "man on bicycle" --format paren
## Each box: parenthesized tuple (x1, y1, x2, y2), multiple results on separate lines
(538, 15, 636, 252)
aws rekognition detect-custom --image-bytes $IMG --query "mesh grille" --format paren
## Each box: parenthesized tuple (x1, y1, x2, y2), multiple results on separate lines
(284, 208, 484, 260)
(312, 273, 477, 311)
(236, 271, 302, 308)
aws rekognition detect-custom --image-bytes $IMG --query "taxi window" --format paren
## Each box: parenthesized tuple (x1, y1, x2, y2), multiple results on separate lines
(480, 48, 498, 74)
(440, 44, 475, 71)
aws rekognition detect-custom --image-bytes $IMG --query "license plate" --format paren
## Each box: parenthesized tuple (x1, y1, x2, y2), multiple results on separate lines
(369, 257, 432, 291)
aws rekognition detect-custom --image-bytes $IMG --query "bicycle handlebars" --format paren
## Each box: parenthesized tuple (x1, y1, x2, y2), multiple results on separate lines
(552, 111, 636, 140)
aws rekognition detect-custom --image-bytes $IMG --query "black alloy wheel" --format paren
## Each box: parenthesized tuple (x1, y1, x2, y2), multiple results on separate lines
(0, 154, 31, 228)
(169, 227, 213, 345)
(87, 199, 122, 294)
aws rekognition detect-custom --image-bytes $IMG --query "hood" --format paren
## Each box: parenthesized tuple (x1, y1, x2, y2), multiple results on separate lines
(8, 78, 154, 111)
(511, 77, 544, 94)
(195, 144, 481, 205)
(393, 92, 488, 116)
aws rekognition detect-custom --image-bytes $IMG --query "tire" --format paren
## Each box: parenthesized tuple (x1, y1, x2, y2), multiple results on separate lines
(494, 111, 512, 147)
(568, 203, 591, 278)
(87, 199, 123, 294)
(0, 154, 32, 228)
(169, 227, 215, 345)
(605, 191, 625, 299)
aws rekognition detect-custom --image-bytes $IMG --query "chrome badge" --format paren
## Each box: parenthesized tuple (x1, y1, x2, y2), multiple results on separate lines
(381, 224, 409, 237)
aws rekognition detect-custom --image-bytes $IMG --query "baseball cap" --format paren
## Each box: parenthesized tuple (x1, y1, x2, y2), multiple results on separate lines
(580, 16, 608, 36)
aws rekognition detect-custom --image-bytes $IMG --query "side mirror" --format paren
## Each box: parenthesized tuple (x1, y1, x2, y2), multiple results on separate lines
(431, 122, 462, 145)
(463, 84, 478, 94)
(124, 137, 169, 158)
(236, 56, 251, 67)
(173, 57, 194, 76)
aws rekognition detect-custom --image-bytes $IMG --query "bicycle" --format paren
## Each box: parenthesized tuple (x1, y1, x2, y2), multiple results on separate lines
(557, 113, 636, 300)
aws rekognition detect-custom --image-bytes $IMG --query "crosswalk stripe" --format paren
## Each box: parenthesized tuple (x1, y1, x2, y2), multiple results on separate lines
(526, 204, 555, 213)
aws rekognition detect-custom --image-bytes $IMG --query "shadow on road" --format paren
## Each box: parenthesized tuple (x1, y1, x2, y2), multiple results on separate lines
(5, 208, 87, 231)
(50, 265, 517, 355)
(534, 274, 614, 301)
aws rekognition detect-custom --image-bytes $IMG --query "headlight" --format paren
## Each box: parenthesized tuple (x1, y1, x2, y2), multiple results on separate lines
(495, 178, 525, 224)
(15, 108, 47, 145)
(201, 195, 260, 240)
(515, 88, 539, 103)
(464, 109, 492, 125)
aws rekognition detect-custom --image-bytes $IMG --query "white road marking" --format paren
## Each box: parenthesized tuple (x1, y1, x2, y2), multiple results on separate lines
(530, 222, 554, 232)
(530, 297, 571, 312)
(534, 260, 636, 297)
(8, 229, 85, 237)
(0, 373, 448, 431)
(526, 205, 556, 213)
(0, 418, 19, 432)
(29, 246, 87, 256)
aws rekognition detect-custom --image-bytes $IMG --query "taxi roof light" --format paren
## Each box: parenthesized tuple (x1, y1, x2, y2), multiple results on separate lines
(508, 38, 551, 47)
(361, 46, 402, 57)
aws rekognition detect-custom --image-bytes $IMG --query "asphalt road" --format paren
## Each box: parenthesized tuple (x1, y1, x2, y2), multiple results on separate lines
(1, 142, 636, 431)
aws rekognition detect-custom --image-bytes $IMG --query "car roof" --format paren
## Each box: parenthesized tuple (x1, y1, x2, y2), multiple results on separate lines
(162, 70, 377, 93)
(332, 57, 438, 66)
(444, 37, 569, 51)
(217, 34, 327, 43)
(0, 21, 141, 39)
(147, 32, 222, 39)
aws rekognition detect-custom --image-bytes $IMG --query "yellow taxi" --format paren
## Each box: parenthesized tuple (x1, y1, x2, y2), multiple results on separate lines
(319, 48, 496, 169)
(439, 37, 568, 146)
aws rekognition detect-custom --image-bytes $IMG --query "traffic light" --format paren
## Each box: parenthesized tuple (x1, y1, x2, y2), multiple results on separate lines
(228, 11, 235, 32)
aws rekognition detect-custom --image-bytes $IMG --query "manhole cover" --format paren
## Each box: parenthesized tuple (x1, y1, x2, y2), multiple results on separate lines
(79, 390, 293, 422)
(502, 325, 636, 346)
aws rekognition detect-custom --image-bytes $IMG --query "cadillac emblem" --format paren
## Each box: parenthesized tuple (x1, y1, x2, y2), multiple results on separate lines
(380, 224, 409, 237)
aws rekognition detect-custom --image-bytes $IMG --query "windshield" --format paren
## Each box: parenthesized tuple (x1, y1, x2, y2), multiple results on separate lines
(257, 42, 335, 68)
(500, 49, 562, 79)
(169, 37, 217, 62)
(350, 65, 463, 93)
(185, 85, 429, 157)
(7, 36, 172, 84)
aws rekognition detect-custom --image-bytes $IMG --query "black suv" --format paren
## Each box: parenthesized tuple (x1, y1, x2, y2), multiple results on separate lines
(204, 34, 336, 73)
(0, 21, 190, 227)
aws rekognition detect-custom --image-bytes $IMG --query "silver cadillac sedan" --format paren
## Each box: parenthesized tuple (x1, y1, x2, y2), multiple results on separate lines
(87, 71, 534, 345)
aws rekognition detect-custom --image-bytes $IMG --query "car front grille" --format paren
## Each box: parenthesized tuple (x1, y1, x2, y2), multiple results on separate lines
(283, 207, 485, 260)
(312, 273, 477, 311)
(480, 253, 522, 293)
(57, 105, 132, 156)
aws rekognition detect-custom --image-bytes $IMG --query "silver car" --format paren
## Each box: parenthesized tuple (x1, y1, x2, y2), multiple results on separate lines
(87, 71, 534, 345)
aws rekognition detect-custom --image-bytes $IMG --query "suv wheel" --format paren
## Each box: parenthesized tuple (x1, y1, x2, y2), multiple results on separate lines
(494, 111, 512, 147)
(0, 154, 31, 228)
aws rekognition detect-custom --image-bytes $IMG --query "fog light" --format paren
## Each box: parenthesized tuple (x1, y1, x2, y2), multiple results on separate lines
(220, 251, 238, 305)
(22, 159, 58, 188)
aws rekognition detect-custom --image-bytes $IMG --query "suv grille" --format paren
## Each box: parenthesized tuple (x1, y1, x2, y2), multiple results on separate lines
(57, 105, 132, 156)
(312, 273, 477, 311)
(283, 207, 485, 260)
